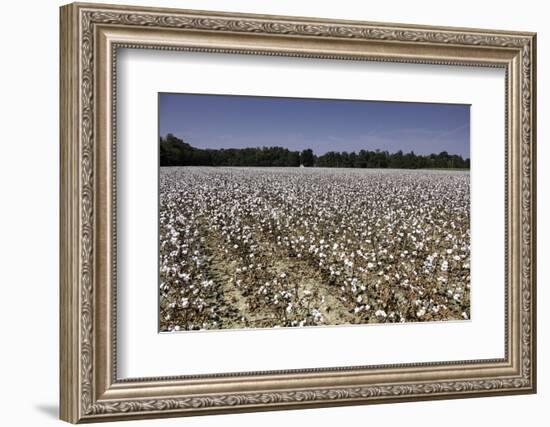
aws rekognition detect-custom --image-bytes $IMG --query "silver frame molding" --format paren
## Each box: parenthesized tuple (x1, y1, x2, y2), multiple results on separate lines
(60, 2, 536, 423)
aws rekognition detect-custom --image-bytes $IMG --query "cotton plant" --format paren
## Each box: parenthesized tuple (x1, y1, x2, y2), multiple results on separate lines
(159, 167, 470, 331)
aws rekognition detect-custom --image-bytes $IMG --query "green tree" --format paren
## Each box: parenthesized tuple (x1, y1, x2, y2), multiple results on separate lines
(300, 149, 314, 167)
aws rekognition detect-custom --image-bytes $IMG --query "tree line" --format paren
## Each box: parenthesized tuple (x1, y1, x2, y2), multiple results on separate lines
(160, 134, 469, 169)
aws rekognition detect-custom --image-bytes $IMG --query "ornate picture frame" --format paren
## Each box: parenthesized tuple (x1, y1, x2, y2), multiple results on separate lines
(60, 2, 536, 423)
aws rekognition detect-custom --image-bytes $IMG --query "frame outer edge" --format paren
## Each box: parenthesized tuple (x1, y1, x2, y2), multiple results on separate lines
(529, 33, 537, 393)
(68, 1, 536, 37)
(60, 3, 81, 424)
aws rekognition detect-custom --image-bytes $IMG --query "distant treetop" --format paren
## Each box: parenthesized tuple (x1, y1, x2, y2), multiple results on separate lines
(160, 134, 469, 169)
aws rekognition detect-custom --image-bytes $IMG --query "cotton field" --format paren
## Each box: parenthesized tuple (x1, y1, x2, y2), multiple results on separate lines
(159, 167, 470, 332)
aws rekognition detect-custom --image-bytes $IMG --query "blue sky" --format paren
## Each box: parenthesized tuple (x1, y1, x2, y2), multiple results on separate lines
(159, 93, 470, 158)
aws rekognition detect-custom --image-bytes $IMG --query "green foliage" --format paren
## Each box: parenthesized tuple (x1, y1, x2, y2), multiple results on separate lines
(300, 149, 315, 167)
(315, 148, 469, 169)
(160, 134, 470, 169)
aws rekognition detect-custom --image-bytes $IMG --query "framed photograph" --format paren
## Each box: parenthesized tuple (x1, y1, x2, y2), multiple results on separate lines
(60, 2, 537, 423)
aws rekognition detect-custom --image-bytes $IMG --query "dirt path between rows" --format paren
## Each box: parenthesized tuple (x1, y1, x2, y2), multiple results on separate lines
(201, 223, 357, 328)
(196, 196, 358, 329)
(202, 229, 280, 328)
(249, 230, 357, 326)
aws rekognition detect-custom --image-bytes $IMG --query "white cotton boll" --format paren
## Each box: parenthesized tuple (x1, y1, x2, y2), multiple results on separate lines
(159, 167, 471, 331)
